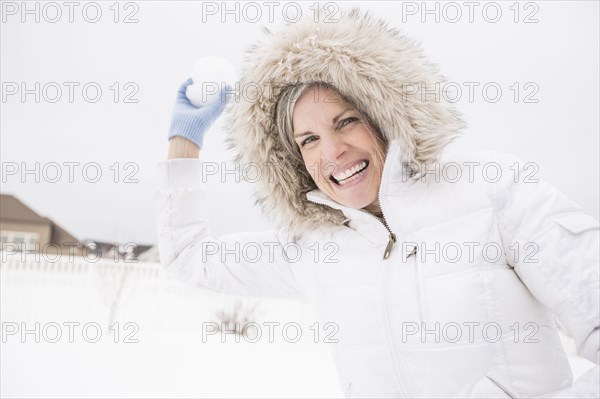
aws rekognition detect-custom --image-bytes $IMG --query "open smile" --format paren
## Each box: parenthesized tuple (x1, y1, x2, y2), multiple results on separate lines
(329, 160, 369, 187)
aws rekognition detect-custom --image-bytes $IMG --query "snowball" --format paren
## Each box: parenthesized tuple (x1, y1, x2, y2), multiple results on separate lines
(186, 56, 238, 107)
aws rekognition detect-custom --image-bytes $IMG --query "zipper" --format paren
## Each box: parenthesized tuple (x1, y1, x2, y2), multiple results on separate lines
(486, 376, 516, 399)
(306, 196, 396, 260)
(381, 244, 412, 398)
(310, 193, 410, 396)
(375, 177, 396, 260)
(306, 143, 410, 397)
(376, 156, 411, 397)
(406, 246, 417, 259)
(342, 198, 396, 260)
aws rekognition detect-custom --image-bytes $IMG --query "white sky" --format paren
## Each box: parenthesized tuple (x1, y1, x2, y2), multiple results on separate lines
(2, 1, 599, 246)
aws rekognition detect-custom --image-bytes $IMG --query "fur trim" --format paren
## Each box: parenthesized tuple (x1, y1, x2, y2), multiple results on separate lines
(222, 7, 466, 239)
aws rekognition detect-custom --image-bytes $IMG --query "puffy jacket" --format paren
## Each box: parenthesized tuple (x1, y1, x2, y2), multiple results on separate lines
(157, 6, 599, 398)
(156, 142, 599, 397)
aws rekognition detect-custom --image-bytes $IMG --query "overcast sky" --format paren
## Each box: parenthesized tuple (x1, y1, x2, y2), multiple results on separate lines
(1, 1, 598, 246)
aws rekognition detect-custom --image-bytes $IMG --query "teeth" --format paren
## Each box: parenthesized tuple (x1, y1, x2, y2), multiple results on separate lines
(333, 161, 368, 183)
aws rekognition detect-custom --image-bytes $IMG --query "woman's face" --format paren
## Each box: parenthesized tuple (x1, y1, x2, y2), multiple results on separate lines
(292, 86, 385, 213)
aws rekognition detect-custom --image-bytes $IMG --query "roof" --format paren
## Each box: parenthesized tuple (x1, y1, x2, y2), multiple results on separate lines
(0, 194, 49, 225)
(0, 193, 79, 243)
(51, 222, 79, 244)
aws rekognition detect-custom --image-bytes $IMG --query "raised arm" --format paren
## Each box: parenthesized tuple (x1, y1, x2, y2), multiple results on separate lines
(156, 79, 308, 299)
(168, 136, 199, 159)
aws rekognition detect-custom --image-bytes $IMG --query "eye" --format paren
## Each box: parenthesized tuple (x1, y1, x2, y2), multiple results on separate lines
(339, 117, 359, 127)
(300, 135, 317, 147)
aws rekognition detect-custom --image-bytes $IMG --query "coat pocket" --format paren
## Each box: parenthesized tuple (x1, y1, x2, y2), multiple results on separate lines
(551, 213, 599, 235)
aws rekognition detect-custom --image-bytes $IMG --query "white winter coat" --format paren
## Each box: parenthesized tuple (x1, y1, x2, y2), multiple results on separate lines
(156, 139, 599, 398)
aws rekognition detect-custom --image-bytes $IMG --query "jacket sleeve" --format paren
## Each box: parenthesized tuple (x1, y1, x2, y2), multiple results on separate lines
(155, 158, 308, 299)
(494, 153, 599, 394)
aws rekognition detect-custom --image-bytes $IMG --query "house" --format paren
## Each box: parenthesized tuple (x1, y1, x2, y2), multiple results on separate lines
(0, 194, 152, 260)
(0, 193, 84, 256)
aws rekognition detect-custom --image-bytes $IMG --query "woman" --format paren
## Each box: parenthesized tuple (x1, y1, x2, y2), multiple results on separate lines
(158, 8, 599, 398)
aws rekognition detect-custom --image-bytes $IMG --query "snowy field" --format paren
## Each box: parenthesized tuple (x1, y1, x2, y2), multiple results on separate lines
(1, 254, 596, 398)
(0, 255, 344, 398)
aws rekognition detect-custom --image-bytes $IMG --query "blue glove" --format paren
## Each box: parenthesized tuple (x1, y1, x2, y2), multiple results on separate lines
(167, 78, 230, 149)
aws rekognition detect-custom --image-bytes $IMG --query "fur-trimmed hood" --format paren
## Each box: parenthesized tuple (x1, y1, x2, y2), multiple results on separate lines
(223, 7, 465, 238)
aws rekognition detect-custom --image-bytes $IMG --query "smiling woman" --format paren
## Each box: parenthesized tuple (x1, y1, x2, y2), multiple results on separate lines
(156, 6, 599, 398)
(275, 83, 388, 217)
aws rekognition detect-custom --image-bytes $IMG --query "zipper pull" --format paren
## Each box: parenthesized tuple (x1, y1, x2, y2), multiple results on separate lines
(383, 233, 396, 260)
(406, 246, 417, 260)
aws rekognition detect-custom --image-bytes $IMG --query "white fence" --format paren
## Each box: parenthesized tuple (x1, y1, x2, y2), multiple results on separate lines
(2, 254, 231, 330)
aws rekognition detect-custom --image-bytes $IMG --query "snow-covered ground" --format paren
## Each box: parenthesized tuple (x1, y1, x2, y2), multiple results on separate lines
(0, 256, 344, 398)
(2, 332, 343, 398)
(1, 255, 595, 398)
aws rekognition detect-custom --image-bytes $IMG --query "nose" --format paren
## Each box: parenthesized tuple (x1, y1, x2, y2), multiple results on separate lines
(320, 134, 348, 164)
